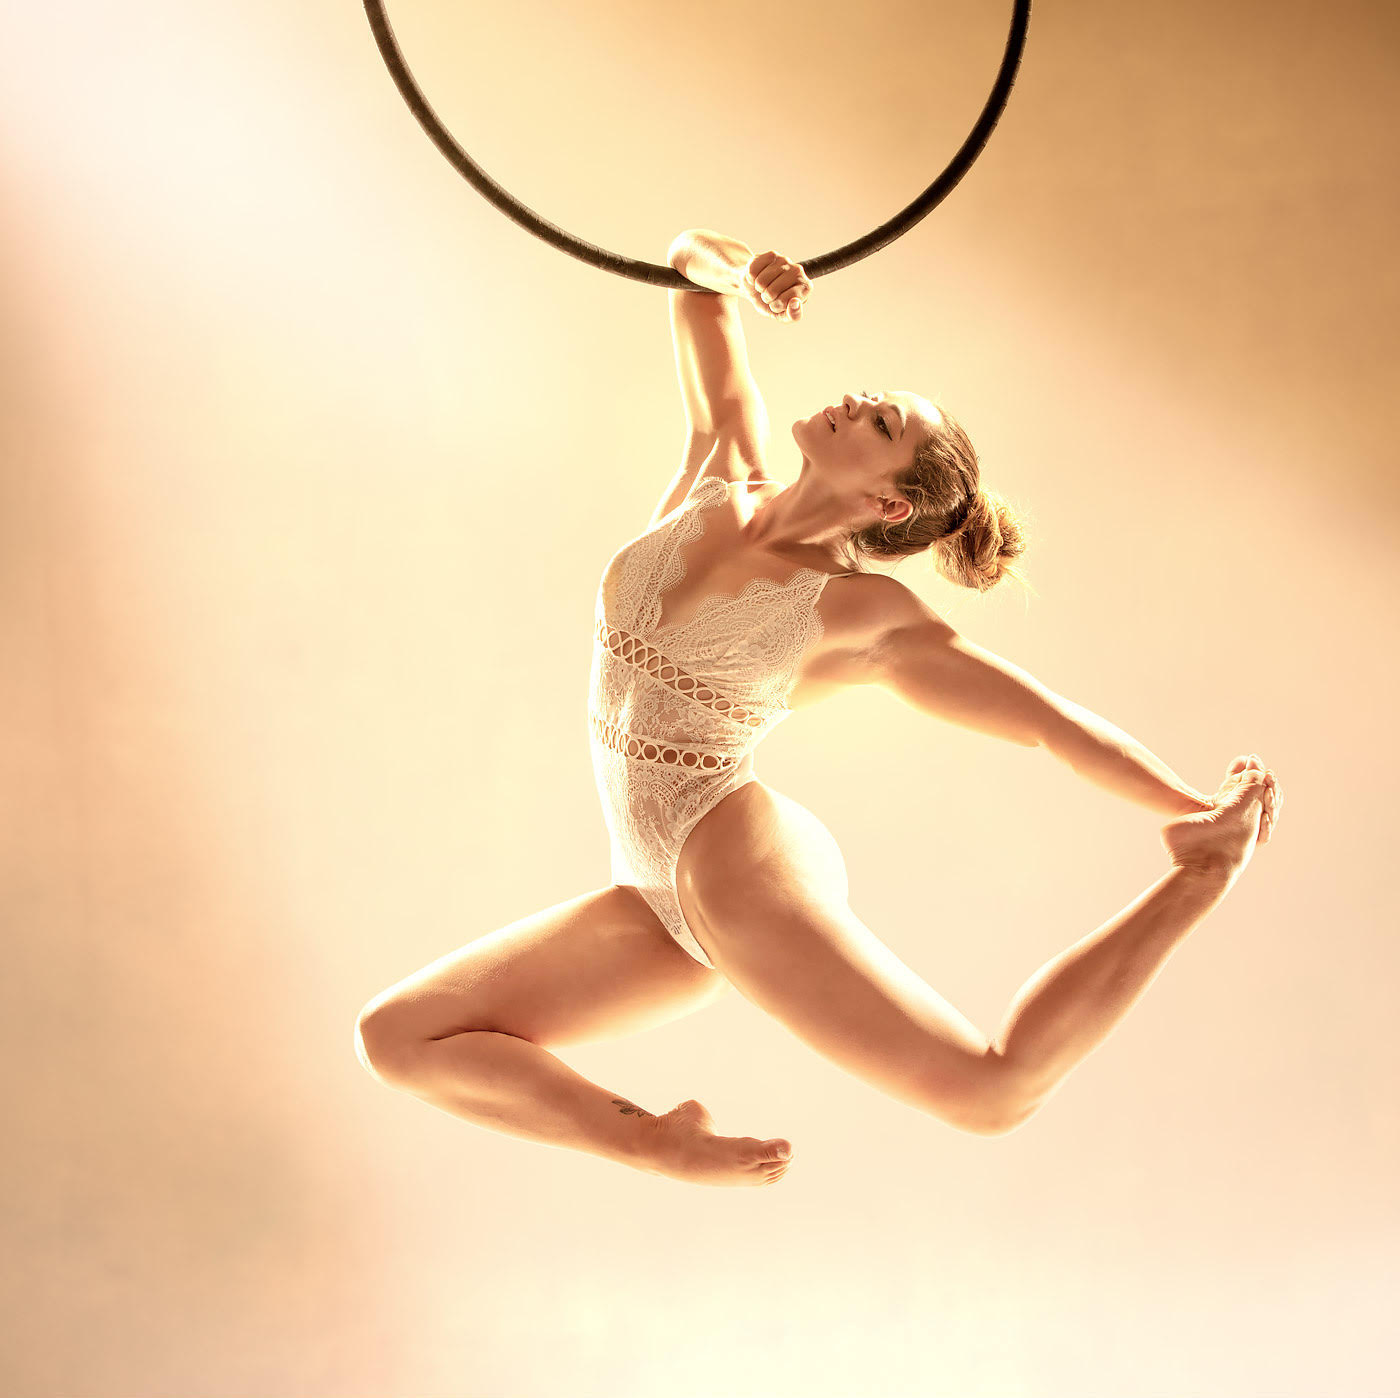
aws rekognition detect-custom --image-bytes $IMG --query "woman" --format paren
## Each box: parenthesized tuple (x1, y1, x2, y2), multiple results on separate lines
(354, 228, 1282, 1188)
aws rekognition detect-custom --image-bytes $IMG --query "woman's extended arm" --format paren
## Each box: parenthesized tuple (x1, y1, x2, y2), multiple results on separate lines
(866, 580, 1214, 818)
(1037, 699, 1214, 817)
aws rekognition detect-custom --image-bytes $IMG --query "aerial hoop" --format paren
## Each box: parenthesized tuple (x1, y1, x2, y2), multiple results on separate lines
(362, 0, 1032, 292)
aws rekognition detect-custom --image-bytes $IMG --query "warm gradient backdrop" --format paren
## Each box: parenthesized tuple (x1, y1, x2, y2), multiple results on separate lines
(3, 1, 1396, 1395)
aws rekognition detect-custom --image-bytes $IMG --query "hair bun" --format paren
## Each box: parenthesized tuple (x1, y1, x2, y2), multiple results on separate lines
(939, 489, 979, 543)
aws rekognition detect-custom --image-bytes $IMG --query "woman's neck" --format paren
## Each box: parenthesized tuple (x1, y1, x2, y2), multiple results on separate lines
(739, 471, 862, 569)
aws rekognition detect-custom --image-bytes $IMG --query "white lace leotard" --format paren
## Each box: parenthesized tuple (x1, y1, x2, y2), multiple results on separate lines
(588, 474, 851, 968)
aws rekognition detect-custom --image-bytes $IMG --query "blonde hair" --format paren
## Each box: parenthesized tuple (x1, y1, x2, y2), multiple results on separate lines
(845, 400, 1030, 594)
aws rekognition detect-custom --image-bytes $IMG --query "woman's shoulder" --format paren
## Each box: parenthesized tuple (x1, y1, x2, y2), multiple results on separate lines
(831, 570, 932, 623)
(821, 572, 950, 661)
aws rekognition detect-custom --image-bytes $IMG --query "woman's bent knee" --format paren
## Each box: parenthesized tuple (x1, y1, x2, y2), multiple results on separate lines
(923, 1055, 1038, 1137)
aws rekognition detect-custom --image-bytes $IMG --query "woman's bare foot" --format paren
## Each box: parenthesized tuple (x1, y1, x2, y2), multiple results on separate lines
(1161, 753, 1282, 884)
(641, 1099, 794, 1187)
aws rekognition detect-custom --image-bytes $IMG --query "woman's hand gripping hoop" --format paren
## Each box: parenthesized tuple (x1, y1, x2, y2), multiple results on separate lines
(743, 251, 812, 322)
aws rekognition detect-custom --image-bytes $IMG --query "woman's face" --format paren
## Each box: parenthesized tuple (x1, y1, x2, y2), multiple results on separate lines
(792, 389, 937, 521)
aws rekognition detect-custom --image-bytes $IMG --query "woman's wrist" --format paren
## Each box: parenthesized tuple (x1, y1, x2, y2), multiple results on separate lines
(668, 228, 752, 296)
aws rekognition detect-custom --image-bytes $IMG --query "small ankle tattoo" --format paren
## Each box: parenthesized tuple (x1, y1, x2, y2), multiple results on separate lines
(611, 1098, 654, 1118)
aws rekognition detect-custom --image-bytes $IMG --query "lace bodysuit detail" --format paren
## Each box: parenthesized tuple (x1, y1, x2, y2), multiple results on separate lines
(587, 474, 842, 967)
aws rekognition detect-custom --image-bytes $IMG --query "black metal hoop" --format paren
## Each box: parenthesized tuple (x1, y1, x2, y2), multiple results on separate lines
(362, 1, 1032, 292)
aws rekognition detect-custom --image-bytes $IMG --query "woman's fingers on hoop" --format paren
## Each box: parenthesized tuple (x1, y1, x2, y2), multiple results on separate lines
(746, 250, 779, 281)
(743, 252, 777, 306)
(746, 250, 810, 318)
(766, 266, 810, 316)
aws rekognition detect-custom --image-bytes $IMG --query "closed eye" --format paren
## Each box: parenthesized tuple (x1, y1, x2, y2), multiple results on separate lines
(860, 388, 893, 440)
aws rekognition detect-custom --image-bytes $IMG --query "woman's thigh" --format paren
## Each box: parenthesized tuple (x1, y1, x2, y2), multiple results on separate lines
(357, 884, 727, 1058)
(676, 782, 1012, 1131)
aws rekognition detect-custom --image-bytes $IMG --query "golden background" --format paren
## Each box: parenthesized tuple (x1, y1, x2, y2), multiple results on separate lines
(2, 1, 1395, 1394)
